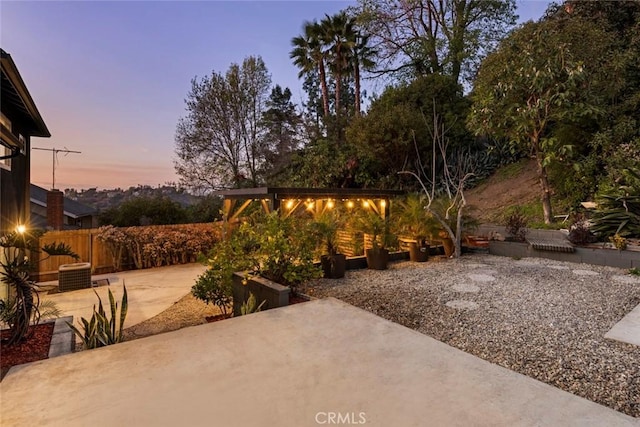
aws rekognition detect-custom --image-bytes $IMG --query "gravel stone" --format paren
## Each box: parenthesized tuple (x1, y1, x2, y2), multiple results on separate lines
(467, 273, 496, 282)
(451, 283, 481, 293)
(548, 265, 570, 270)
(446, 299, 480, 310)
(572, 269, 600, 276)
(613, 275, 640, 284)
(299, 254, 640, 418)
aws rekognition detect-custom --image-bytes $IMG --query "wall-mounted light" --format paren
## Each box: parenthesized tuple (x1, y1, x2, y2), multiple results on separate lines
(16, 224, 26, 234)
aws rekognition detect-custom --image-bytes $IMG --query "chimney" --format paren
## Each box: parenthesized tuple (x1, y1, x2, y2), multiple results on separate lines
(46, 190, 64, 230)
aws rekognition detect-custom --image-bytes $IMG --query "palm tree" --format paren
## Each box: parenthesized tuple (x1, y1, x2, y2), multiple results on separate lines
(351, 32, 376, 117)
(290, 21, 330, 119)
(320, 12, 356, 118)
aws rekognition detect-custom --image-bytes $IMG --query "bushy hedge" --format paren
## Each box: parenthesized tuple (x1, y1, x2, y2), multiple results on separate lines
(97, 223, 221, 271)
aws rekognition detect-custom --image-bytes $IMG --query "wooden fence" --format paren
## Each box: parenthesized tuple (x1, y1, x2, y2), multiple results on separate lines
(33, 223, 220, 282)
(34, 228, 113, 282)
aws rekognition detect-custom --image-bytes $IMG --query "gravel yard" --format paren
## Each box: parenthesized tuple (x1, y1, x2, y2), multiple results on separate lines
(298, 254, 640, 418)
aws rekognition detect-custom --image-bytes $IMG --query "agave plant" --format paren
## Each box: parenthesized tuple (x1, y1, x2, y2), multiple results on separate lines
(0, 230, 78, 345)
(591, 169, 640, 239)
(67, 283, 128, 350)
(240, 292, 266, 315)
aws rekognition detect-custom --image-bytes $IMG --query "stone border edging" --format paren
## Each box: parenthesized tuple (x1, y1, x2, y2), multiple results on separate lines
(488, 241, 639, 269)
(47, 316, 75, 358)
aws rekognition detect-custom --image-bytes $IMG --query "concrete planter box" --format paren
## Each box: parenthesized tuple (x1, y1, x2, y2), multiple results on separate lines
(489, 241, 639, 269)
(232, 273, 290, 316)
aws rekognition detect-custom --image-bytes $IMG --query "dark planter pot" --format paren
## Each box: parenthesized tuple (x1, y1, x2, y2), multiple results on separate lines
(409, 241, 429, 262)
(365, 248, 389, 270)
(320, 254, 347, 279)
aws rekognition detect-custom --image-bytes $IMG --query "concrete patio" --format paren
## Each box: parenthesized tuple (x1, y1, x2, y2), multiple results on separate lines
(1, 298, 636, 426)
(40, 263, 208, 328)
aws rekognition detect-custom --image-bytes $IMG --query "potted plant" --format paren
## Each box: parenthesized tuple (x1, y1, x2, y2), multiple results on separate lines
(394, 194, 439, 262)
(353, 210, 392, 270)
(312, 212, 347, 279)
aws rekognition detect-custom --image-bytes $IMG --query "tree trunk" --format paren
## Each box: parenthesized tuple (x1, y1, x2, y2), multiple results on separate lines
(318, 62, 330, 119)
(335, 71, 341, 118)
(354, 59, 361, 117)
(535, 150, 554, 224)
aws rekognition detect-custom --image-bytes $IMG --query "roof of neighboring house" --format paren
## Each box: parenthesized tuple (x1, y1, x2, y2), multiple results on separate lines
(0, 49, 51, 139)
(30, 184, 97, 218)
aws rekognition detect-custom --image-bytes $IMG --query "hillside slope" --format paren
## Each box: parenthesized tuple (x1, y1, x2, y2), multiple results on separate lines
(465, 159, 540, 223)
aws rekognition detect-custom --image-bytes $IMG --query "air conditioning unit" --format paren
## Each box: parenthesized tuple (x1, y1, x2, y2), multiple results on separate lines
(58, 262, 92, 292)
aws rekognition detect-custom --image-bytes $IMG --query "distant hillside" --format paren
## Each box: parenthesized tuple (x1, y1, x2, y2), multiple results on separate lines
(64, 185, 199, 212)
(465, 159, 541, 223)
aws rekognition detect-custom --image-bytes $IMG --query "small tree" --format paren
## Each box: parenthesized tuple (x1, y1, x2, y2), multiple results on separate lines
(0, 230, 78, 345)
(191, 233, 257, 316)
(400, 103, 474, 258)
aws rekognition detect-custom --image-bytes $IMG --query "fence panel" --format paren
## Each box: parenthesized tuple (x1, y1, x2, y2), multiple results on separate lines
(34, 228, 112, 282)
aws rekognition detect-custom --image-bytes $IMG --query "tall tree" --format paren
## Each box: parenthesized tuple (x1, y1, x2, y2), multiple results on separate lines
(320, 12, 356, 118)
(353, 0, 517, 84)
(291, 21, 330, 119)
(174, 56, 271, 192)
(352, 32, 376, 116)
(292, 12, 375, 126)
(468, 20, 604, 224)
(260, 85, 302, 182)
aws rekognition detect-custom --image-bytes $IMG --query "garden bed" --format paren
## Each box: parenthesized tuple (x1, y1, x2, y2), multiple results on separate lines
(1, 323, 54, 380)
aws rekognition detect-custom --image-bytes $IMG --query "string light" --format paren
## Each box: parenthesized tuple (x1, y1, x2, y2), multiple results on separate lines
(327, 199, 335, 209)
(346, 200, 354, 209)
(285, 200, 294, 210)
(380, 200, 386, 208)
(16, 225, 26, 234)
(362, 200, 370, 208)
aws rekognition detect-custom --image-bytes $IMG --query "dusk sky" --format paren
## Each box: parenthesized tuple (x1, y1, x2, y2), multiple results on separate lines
(1, 1, 551, 191)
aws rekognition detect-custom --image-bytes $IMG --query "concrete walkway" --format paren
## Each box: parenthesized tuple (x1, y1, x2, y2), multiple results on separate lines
(1, 298, 636, 426)
(40, 263, 207, 328)
(606, 303, 640, 347)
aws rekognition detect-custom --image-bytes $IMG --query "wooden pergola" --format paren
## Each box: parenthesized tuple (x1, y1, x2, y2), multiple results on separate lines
(216, 187, 405, 223)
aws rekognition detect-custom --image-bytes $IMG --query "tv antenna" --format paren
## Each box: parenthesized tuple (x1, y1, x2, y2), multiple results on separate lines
(32, 146, 81, 189)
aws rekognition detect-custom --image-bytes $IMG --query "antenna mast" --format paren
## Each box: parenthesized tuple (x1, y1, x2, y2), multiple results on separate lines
(32, 147, 81, 189)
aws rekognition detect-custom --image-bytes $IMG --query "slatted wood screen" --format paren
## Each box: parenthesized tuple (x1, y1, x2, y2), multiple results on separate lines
(336, 229, 364, 257)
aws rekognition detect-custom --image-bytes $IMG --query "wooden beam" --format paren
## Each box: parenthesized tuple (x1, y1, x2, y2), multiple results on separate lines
(229, 199, 253, 222)
(260, 199, 271, 214)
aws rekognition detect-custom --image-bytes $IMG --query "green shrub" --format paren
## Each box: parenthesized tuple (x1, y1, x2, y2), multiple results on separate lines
(191, 268, 233, 316)
(192, 231, 258, 313)
(247, 212, 322, 289)
(68, 284, 128, 350)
